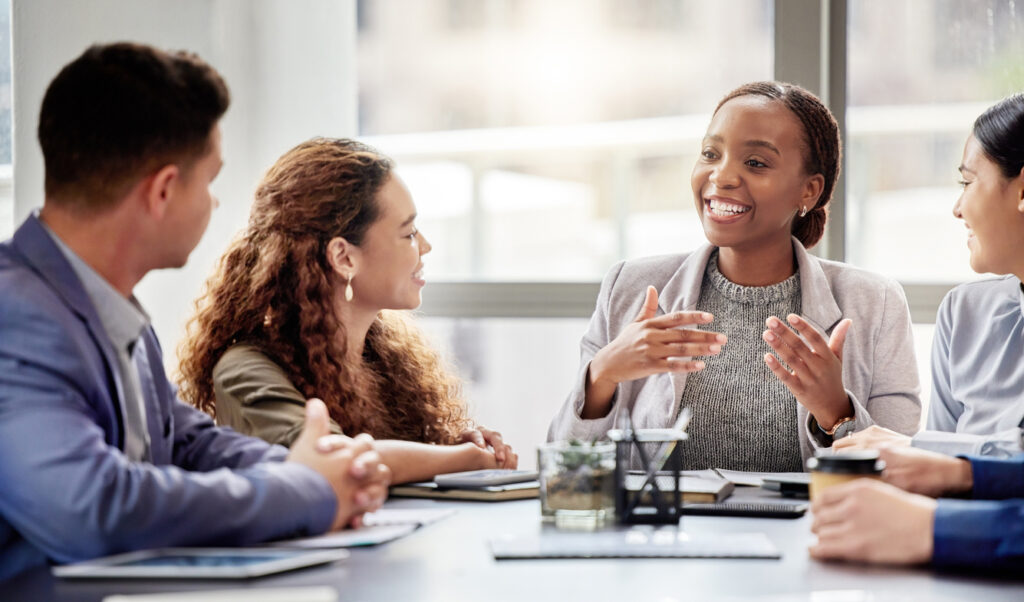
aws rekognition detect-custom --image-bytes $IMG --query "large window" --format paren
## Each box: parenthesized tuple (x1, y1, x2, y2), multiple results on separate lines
(358, 0, 774, 280)
(357, 1, 1024, 456)
(846, 0, 1024, 284)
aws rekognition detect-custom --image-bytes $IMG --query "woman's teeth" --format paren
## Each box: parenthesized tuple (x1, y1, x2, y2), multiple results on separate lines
(708, 199, 751, 216)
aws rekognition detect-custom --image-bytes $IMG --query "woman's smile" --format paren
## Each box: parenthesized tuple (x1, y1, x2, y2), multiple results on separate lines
(704, 196, 753, 223)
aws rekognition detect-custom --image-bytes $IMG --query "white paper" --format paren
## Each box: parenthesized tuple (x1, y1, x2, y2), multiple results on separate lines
(713, 469, 809, 487)
(274, 523, 417, 549)
(362, 507, 457, 526)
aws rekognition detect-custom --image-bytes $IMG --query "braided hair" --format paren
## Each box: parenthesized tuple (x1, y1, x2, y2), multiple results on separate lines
(715, 82, 841, 249)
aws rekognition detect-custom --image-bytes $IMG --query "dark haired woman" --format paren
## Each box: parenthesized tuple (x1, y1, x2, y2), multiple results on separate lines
(835, 94, 1024, 459)
(549, 81, 921, 470)
(811, 93, 1024, 570)
(178, 138, 517, 484)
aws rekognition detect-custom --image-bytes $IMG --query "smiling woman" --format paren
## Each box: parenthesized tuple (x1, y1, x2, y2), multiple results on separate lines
(549, 82, 922, 471)
(176, 138, 518, 483)
(834, 93, 1024, 459)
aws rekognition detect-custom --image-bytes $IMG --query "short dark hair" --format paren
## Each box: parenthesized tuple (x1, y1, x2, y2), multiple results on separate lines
(38, 42, 230, 212)
(715, 81, 841, 249)
(973, 93, 1024, 179)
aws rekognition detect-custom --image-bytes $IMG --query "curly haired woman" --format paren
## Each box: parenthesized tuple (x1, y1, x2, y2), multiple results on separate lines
(178, 138, 517, 483)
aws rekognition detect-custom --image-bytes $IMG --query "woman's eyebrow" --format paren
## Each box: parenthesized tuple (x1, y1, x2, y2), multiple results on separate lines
(744, 140, 781, 155)
(702, 134, 780, 156)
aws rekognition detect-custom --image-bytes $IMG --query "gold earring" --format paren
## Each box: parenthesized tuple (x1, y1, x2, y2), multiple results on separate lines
(345, 276, 354, 302)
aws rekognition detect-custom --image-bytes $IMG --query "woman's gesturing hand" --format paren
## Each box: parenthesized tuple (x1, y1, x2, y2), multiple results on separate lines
(762, 315, 853, 429)
(583, 286, 726, 419)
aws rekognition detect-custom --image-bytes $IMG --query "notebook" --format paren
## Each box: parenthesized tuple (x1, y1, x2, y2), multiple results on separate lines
(623, 469, 734, 503)
(389, 479, 539, 502)
(490, 530, 780, 559)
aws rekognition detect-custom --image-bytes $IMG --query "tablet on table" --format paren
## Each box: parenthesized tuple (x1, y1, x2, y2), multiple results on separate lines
(51, 547, 349, 579)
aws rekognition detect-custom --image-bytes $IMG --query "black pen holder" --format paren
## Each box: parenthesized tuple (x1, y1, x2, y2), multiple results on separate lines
(607, 429, 686, 525)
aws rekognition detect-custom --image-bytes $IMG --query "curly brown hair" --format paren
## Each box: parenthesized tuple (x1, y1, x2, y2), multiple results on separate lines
(177, 137, 471, 444)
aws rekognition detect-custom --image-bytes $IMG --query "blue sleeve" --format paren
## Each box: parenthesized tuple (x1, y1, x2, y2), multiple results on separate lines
(933, 498, 1024, 570)
(926, 291, 962, 432)
(0, 296, 336, 565)
(966, 454, 1024, 500)
(141, 330, 289, 471)
(165, 383, 290, 471)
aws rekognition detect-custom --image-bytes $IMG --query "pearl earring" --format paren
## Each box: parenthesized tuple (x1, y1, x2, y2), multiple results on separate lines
(345, 276, 354, 302)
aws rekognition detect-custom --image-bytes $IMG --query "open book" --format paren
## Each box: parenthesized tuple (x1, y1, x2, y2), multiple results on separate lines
(623, 469, 734, 504)
(389, 480, 539, 502)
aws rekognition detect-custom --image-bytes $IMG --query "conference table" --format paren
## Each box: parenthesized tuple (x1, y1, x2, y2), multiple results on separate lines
(5, 487, 1023, 601)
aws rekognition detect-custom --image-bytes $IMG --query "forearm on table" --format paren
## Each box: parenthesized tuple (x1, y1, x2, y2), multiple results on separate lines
(375, 440, 492, 484)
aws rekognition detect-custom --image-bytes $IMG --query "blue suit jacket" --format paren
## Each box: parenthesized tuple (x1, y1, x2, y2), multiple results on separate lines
(933, 454, 1024, 570)
(0, 215, 335, 580)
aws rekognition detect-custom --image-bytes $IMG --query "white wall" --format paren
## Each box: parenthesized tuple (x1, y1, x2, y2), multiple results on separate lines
(12, 0, 358, 370)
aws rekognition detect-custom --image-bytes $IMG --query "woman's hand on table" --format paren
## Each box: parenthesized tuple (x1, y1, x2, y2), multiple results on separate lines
(832, 425, 912, 451)
(459, 426, 518, 469)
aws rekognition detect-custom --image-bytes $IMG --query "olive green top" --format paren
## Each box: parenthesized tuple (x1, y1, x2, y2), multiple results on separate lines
(212, 344, 343, 447)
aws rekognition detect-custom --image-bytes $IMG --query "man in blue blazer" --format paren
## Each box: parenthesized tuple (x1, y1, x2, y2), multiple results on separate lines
(810, 446, 1024, 570)
(0, 43, 390, 580)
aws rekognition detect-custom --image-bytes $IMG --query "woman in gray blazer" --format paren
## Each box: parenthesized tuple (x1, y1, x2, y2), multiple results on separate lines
(549, 82, 921, 471)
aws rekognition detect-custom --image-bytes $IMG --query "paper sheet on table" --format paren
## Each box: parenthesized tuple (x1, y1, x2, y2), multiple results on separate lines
(273, 523, 417, 548)
(713, 470, 809, 487)
(362, 507, 456, 526)
(272, 507, 457, 548)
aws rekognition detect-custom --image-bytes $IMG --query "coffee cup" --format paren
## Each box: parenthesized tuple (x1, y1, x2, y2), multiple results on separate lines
(806, 451, 885, 500)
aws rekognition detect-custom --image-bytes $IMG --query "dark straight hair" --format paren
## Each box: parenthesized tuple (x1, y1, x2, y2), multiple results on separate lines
(38, 42, 230, 213)
(973, 93, 1024, 179)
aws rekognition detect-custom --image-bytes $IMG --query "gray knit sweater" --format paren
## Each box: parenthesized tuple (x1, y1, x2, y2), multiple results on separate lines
(680, 252, 804, 472)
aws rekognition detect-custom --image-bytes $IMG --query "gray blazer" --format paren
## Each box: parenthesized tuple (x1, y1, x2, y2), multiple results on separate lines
(547, 238, 922, 463)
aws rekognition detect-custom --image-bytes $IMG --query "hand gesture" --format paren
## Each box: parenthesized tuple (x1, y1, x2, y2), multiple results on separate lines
(810, 479, 936, 565)
(287, 399, 391, 530)
(877, 447, 973, 498)
(459, 426, 518, 469)
(763, 315, 852, 429)
(832, 425, 911, 452)
(584, 286, 725, 418)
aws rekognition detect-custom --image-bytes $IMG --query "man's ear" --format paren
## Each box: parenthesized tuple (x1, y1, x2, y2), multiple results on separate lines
(142, 164, 180, 219)
(326, 236, 359, 278)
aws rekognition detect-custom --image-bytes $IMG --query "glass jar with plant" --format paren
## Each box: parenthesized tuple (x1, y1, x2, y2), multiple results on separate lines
(537, 439, 616, 526)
